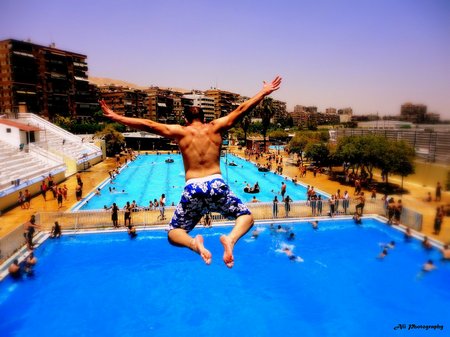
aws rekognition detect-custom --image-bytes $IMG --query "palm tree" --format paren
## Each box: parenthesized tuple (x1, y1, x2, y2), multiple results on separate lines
(241, 115, 251, 145)
(261, 97, 275, 151)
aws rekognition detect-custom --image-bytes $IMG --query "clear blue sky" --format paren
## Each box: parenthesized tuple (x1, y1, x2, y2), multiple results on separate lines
(1, 0, 449, 117)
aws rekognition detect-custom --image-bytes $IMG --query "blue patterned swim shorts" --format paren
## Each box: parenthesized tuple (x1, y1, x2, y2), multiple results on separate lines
(169, 174, 251, 232)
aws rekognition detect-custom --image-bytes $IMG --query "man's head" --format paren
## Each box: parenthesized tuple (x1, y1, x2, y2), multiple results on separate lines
(184, 106, 204, 123)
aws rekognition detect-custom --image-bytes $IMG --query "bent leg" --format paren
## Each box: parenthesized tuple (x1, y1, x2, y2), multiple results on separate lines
(220, 214, 254, 268)
(168, 228, 211, 265)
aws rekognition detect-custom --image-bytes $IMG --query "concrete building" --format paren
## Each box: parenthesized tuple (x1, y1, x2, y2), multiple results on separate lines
(337, 107, 353, 123)
(98, 85, 148, 118)
(204, 88, 240, 119)
(0, 39, 97, 120)
(400, 103, 427, 123)
(145, 87, 184, 123)
(291, 105, 340, 127)
(272, 99, 288, 124)
(182, 93, 215, 121)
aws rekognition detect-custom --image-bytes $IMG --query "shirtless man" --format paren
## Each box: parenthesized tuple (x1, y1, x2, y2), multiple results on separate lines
(280, 182, 286, 201)
(23, 215, 41, 250)
(8, 259, 21, 278)
(100, 76, 282, 267)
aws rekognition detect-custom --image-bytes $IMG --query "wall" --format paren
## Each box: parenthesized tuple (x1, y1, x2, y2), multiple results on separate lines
(0, 171, 66, 213)
(0, 125, 20, 147)
(408, 161, 449, 190)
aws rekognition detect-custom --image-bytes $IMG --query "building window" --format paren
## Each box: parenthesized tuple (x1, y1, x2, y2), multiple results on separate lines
(6, 128, 11, 133)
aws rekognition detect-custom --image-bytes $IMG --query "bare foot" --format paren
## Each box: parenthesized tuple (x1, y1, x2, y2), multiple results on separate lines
(193, 235, 212, 265)
(220, 235, 234, 268)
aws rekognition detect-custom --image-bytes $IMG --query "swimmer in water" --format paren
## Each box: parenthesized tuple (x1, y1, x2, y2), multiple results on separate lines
(282, 247, 303, 262)
(310, 221, 319, 230)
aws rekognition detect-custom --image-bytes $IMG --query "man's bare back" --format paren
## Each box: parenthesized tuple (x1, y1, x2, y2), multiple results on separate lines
(176, 121, 223, 180)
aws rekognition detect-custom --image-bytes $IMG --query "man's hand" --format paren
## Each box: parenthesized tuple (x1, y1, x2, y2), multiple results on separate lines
(262, 76, 282, 95)
(99, 99, 119, 121)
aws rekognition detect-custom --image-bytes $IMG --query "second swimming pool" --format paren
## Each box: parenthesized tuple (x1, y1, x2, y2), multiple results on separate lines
(77, 153, 324, 210)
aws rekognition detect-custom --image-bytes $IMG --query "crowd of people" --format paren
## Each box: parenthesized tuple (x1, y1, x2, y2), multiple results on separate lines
(16, 174, 71, 211)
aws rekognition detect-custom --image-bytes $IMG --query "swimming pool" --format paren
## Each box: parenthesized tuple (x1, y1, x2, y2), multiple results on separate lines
(76, 153, 324, 210)
(1, 218, 448, 337)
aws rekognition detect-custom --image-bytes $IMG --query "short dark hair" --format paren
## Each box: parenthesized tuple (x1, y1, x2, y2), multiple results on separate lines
(184, 106, 204, 123)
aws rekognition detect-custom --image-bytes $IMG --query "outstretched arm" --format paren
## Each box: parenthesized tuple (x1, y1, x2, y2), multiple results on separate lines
(99, 100, 182, 139)
(213, 76, 282, 132)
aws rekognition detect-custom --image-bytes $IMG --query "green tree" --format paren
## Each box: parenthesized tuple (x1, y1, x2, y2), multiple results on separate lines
(95, 125, 126, 157)
(336, 135, 385, 180)
(336, 135, 415, 185)
(268, 129, 289, 143)
(287, 134, 309, 161)
(379, 140, 415, 186)
(305, 142, 330, 167)
(54, 115, 74, 132)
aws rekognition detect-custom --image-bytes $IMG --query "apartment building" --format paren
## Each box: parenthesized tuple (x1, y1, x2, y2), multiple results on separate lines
(290, 105, 340, 127)
(99, 85, 148, 117)
(337, 107, 353, 123)
(400, 103, 427, 123)
(145, 87, 185, 123)
(0, 39, 97, 119)
(182, 93, 215, 122)
(204, 88, 240, 119)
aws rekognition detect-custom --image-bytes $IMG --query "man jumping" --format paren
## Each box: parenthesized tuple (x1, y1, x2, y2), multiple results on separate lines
(100, 76, 282, 267)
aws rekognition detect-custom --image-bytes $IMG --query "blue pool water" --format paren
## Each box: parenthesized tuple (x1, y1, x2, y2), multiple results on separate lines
(0, 218, 448, 337)
(78, 154, 321, 210)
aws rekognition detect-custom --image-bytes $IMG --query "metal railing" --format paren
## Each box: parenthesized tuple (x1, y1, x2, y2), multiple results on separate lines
(0, 199, 424, 265)
(0, 225, 25, 262)
(336, 128, 450, 164)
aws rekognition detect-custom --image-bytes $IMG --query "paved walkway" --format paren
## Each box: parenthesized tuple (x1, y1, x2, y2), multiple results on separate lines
(0, 157, 117, 237)
(0, 150, 449, 244)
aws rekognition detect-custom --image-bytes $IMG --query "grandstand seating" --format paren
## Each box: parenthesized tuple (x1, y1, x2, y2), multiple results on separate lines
(17, 113, 102, 169)
(0, 140, 66, 192)
(0, 113, 102, 200)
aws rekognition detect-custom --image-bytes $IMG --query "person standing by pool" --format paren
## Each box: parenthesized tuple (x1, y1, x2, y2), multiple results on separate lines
(328, 195, 336, 217)
(435, 182, 442, 202)
(433, 206, 444, 235)
(310, 195, 317, 216)
(284, 195, 292, 217)
(342, 190, 349, 214)
(273, 196, 279, 218)
(355, 192, 365, 215)
(100, 76, 282, 268)
(335, 189, 341, 214)
(124, 201, 132, 226)
(317, 195, 323, 216)
(159, 194, 166, 220)
(50, 221, 62, 238)
(280, 182, 286, 201)
(23, 215, 41, 250)
(107, 202, 119, 228)
(394, 199, 403, 224)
